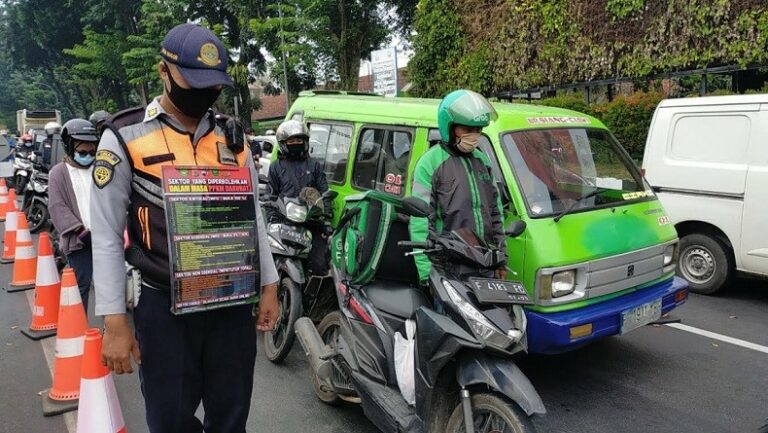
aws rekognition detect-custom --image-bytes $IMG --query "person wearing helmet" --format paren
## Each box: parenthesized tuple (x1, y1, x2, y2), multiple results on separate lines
(48, 119, 100, 313)
(88, 110, 111, 136)
(409, 89, 507, 283)
(268, 119, 333, 275)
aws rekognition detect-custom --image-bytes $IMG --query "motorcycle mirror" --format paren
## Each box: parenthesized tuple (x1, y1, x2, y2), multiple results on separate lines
(505, 220, 526, 237)
(258, 174, 269, 185)
(401, 197, 429, 218)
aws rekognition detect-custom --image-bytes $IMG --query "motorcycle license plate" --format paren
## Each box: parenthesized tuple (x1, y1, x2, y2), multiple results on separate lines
(280, 225, 310, 247)
(621, 299, 662, 334)
(468, 278, 532, 305)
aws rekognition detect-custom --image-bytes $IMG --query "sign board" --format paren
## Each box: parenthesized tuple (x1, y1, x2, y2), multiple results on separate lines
(162, 166, 260, 315)
(371, 47, 399, 97)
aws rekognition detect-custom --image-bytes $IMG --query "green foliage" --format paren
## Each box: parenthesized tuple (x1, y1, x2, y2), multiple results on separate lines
(606, 0, 645, 20)
(593, 92, 664, 160)
(412, 0, 768, 97)
(536, 94, 593, 116)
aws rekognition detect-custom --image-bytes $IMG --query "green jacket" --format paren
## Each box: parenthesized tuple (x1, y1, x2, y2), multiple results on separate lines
(409, 143, 505, 281)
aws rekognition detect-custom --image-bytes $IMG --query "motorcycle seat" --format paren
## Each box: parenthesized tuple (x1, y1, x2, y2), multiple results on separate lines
(364, 280, 429, 319)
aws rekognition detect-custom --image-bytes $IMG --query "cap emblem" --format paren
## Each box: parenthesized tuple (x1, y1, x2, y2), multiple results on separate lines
(198, 43, 221, 67)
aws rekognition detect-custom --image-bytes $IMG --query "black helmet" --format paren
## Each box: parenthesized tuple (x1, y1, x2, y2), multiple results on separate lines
(88, 110, 111, 133)
(275, 120, 309, 158)
(61, 119, 99, 155)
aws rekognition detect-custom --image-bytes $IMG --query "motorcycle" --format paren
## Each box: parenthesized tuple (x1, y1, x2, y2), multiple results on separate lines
(262, 187, 338, 363)
(295, 196, 545, 433)
(21, 162, 49, 233)
(12, 149, 36, 195)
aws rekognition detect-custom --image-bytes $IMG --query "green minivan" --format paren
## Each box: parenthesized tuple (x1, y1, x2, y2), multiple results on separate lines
(285, 90, 688, 354)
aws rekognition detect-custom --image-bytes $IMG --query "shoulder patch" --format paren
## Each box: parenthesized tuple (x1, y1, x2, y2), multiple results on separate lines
(93, 150, 120, 189)
(96, 149, 121, 165)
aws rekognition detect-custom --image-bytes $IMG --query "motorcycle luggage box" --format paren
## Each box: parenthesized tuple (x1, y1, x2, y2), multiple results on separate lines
(333, 191, 399, 285)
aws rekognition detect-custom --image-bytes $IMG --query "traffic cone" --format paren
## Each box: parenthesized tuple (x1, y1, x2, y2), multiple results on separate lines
(22, 232, 60, 340)
(8, 212, 37, 292)
(76, 329, 127, 433)
(41, 268, 87, 416)
(1, 206, 17, 264)
(0, 178, 8, 221)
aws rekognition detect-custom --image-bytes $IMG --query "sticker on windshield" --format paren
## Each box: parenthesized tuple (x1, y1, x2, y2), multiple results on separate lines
(658, 216, 671, 226)
(527, 117, 590, 125)
(622, 190, 654, 200)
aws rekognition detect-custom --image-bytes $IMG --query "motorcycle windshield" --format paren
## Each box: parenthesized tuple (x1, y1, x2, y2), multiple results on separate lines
(448, 228, 494, 267)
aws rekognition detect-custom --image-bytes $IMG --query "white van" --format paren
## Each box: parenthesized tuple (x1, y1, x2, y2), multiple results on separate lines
(642, 94, 768, 294)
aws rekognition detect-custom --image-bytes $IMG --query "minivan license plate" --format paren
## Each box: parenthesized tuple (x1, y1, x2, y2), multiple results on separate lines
(621, 299, 662, 334)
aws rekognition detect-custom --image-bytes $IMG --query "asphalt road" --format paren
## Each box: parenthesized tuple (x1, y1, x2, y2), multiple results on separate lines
(1, 227, 767, 433)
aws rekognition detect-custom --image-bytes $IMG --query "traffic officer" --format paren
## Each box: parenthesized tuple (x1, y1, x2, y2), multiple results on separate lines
(90, 23, 279, 433)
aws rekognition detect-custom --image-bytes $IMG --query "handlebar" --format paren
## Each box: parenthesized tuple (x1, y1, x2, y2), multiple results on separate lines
(397, 240, 430, 250)
(336, 207, 361, 231)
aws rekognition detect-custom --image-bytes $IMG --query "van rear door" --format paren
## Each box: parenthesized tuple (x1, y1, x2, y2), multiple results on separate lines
(739, 106, 768, 274)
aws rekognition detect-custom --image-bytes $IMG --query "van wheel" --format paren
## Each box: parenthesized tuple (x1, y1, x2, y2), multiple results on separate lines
(678, 233, 732, 295)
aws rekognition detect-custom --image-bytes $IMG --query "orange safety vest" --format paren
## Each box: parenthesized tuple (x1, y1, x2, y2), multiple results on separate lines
(107, 107, 248, 289)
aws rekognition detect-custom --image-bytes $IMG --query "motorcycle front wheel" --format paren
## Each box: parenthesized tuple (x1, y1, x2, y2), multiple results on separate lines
(445, 393, 537, 433)
(27, 201, 48, 233)
(14, 175, 27, 195)
(263, 277, 302, 363)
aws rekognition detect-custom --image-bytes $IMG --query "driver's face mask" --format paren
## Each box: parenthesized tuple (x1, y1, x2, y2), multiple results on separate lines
(286, 139, 306, 159)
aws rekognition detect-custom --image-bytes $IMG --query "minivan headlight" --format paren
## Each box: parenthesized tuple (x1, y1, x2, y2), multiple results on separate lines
(663, 243, 679, 271)
(551, 270, 576, 297)
(285, 202, 307, 223)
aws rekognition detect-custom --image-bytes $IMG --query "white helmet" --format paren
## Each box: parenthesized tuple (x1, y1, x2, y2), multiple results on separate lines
(44, 121, 62, 135)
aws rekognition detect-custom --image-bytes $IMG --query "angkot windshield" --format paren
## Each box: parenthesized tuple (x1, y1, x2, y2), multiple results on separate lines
(501, 128, 651, 218)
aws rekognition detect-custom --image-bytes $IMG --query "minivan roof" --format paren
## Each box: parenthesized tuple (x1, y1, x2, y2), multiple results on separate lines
(658, 93, 768, 108)
(290, 90, 606, 131)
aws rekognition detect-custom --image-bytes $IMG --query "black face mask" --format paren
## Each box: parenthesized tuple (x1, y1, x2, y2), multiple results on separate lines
(165, 67, 221, 119)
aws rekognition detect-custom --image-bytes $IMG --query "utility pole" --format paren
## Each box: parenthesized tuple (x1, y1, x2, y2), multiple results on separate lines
(278, 3, 291, 111)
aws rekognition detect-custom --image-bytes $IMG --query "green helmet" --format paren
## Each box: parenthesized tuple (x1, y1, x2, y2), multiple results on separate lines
(437, 89, 498, 143)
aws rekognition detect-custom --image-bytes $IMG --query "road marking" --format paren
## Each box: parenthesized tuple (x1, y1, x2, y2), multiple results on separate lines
(666, 322, 768, 355)
(25, 290, 78, 433)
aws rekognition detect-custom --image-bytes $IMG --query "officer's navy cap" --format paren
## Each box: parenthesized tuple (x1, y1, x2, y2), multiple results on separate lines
(160, 23, 234, 89)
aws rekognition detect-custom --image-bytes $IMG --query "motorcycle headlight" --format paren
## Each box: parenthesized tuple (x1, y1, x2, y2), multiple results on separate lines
(285, 202, 307, 223)
(33, 182, 46, 193)
(442, 279, 519, 348)
(267, 224, 287, 253)
(663, 243, 678, 272)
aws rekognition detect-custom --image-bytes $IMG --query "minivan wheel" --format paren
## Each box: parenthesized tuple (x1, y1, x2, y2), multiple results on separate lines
(678, 233, 732, 295)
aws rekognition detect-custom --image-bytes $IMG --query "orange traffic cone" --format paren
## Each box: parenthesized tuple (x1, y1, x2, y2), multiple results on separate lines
(76, 329, 127, 433)
(0, 178, 8, 222)
(1, 206, 17, 264)
(8, 212, 37, 292)
(41, 268, 87, 416)
(22, 232, 60, 340)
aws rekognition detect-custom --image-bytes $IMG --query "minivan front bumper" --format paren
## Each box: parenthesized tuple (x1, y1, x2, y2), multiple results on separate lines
(525, 276, 688, 354)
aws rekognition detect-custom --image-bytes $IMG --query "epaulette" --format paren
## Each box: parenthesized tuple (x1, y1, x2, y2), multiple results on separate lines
(101, 106, 146, 169)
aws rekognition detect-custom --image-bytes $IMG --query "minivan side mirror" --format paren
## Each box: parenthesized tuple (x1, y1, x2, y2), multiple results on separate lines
(505, 220, 526, 237)
(401, 197, 430, 218)
(262, 141, 274, 153)
(322, 190, 339, 200)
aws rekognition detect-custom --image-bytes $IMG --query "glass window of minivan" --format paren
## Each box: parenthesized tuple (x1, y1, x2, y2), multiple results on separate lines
(353, 127, 412, 196)
(502, 128, 646, 217)
(308, 122, 353, 183)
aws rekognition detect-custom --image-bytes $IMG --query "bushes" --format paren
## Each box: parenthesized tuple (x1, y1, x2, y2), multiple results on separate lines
(533, 91, 664, 160)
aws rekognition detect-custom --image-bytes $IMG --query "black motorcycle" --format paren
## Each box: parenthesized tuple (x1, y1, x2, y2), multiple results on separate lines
(262, 187, 338, 363)
(21, 162, 49, 233)
(295, 196, 545, 433)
